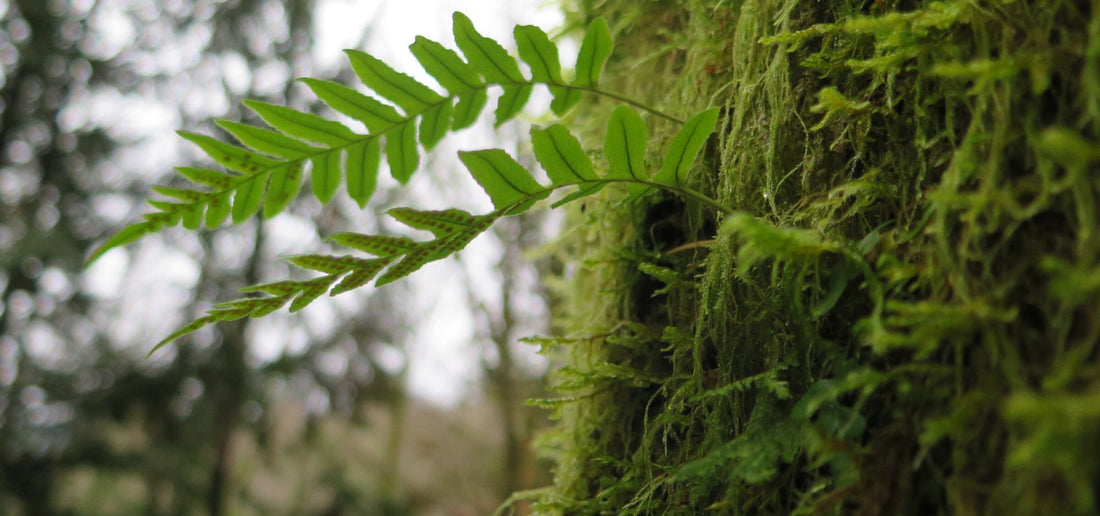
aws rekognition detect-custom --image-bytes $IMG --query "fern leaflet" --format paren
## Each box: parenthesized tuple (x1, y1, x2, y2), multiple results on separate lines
(87, 13, 648, 264)
(147, 107, 724, 353)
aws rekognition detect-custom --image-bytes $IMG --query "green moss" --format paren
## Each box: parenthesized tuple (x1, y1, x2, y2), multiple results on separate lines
(533, 0, 1100, 515)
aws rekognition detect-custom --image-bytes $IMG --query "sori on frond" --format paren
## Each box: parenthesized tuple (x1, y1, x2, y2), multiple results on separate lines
(84, 11, 729, 353)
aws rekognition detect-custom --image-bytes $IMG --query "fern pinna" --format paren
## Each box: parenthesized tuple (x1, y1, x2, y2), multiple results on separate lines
(87, 12, 726, 352)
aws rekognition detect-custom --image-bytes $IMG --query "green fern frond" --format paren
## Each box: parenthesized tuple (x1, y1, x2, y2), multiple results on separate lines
(463, 106, 726, 215)
(150, 208, 496, 353)
(87, 13, 644, 264)
(91, 11, 728, 354)
(148, 107, 724, 352)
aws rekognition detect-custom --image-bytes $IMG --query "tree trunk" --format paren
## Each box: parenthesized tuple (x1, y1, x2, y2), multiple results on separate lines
(545, 1, 1100, 515)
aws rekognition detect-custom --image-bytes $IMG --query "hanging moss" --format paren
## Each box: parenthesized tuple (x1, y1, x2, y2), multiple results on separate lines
(534, 1, 1100, 515)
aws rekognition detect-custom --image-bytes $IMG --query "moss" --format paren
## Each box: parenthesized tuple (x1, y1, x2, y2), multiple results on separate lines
(534, 1, 1099, 515)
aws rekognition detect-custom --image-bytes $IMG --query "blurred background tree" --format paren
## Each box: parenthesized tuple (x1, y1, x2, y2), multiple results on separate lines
(0, 1, 553, 514)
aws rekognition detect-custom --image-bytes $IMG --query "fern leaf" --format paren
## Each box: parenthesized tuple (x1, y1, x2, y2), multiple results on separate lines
(176, 167, 234, 189)
(495, 85, 533, 126)
(153, 315, 222, 353)
(210, 298, 264, 315)
(288, 254, 360, 274)
(240, 280, 303, 296)
(376, 246, 437, 287)
(452, 13, 531, 126)
(551, 94, 583, 117)
(515, 25, 579, 115)
(178, 131, 278, 174)
(531, 124, 605, 206)
(217, 296, 288, 318)
(458, 149, 548, 213)
(452, 90, 488, 129)
(263, 162, 304, 218)
(604, 105, 650, 197)
(328, 233, 417, 256)
(115, 12, 740, 351)
(386, 121, 419, 183)
(205, 191, 232, 227)
(216, 120, 318, 159)
(151, 250, 402, 350)
(453, 12, 525, 84)
(573, 17, 612, 88)
(388, 207, 478, 237)
(409, 36, 484, 94)
(344, 140, 381, 208)
(551, 87, 583, 118)
(531, 124, 598, 184)
(143, 114, 729, 347)
(299, 78, 403, 132)
(243, 100, 359, 146)
(146, 199, 186, 213)
(151, 273, 319, 352)
(151, 186, 207, 203)
(289, 276, 338, 312)
(86, 220, 162, 264)
(310, 151, 342, 203)
(419, 102, 452, 149)
(231, 171, 271, 223)
(375, 209, 496, 286)
(653, 107, 720, 187)
(515, 25, 564, 84)
(330, 258, 392, 294)
(345, 49, 444, 114)
(181, 204, 204, 230)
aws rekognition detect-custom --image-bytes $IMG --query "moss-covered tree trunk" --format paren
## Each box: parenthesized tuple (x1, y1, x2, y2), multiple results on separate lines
(539, 1, 1100, 514)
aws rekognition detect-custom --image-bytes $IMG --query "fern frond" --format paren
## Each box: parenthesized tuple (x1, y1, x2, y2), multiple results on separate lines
(462, 107, 724, 213)
(243, 99, 359, 146)
(604, 105, 651, 199)
(572, 16, 612, 89)
(346, 49, 445, 114)
(262, 161, 304, 217)
(298, 78, 403, 132)
(653, 107, 721, 188)
(87, 13, 680, 264)
(459, 150, 550, 214)
(149, 208, 498, 354)
(344, 140, 382, 206)
(514, 24, 579, 115)
(95, 10, 726, 354)
(146, 107, 724, 350)
(216, 120, 319, 159)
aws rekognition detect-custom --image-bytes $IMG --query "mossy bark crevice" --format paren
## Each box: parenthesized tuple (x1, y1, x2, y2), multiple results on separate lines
(537, 1, 1100, 515)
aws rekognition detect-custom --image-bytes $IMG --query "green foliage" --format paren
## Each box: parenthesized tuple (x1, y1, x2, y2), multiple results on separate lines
(537, 1, 1100, 515)
(90, 13, 724, 353)
(87, 12, 628, 264)
(148, 110, 720, 351)
(88, 1, 1100, 514)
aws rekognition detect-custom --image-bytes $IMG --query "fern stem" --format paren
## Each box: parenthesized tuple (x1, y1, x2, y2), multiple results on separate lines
(489, 80, 683, 123)
(563, 85, 685, 124)
(651, 182, 732, 215)
(514, 178, 732, 216)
